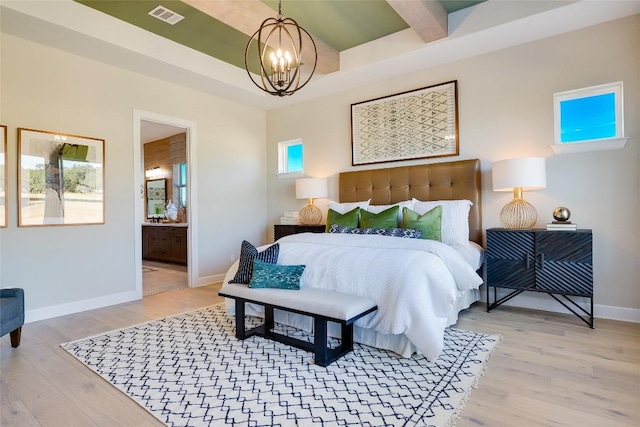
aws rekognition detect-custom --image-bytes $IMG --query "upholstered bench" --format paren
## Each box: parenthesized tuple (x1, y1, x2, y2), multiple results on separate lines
(219, 282, 377, 367)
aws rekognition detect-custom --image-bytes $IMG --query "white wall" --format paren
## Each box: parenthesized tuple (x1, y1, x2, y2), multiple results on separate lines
(0, 34, 268, 320)
(266, 16, 640, 317)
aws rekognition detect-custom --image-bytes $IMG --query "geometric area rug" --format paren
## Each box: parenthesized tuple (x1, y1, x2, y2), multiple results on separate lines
(61, 304, 500, 427)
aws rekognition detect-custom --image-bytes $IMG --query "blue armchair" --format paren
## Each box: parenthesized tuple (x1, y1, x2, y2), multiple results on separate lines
(1, 288, 25, 347)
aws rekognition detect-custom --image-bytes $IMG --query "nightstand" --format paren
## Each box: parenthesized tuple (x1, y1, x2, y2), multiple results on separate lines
(274, 224, 325, 241)
(485, 228, 593, 327)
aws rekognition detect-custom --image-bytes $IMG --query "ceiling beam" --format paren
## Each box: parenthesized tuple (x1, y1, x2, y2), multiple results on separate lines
(182, 0, 339, 74)
(386, 0, 448, 43)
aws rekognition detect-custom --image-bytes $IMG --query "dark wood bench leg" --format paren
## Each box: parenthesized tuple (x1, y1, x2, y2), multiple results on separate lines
(342, 323, 354, 353)
(10, 327, 21, 348)
(314, 317, 329, 367)
(235, 299, 247, 339)
(264, 305, 275, 339)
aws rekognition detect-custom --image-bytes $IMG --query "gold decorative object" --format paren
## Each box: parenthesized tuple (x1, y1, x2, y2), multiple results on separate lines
(552, 207, 571, 222)
(492, 157, 546, 230)
(295, 177, 328, 225)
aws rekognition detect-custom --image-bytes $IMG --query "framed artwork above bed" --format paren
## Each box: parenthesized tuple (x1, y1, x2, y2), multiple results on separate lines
(350, 80, 459, 166)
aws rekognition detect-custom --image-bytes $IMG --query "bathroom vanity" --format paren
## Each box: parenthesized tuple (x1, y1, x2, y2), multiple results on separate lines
(142, 223, 188, 265)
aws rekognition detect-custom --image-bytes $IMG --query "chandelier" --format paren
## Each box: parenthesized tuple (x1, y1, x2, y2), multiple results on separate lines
(244, 0, 317, 97)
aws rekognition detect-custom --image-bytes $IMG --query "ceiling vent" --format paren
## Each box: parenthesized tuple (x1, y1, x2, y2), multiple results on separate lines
(148, 5, 185, 25)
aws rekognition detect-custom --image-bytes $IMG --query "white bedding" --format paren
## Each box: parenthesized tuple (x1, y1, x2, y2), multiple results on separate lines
(223, 233, 484, 360)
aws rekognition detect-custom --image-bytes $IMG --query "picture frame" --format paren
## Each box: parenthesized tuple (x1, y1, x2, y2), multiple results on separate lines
(351, 80, 459, 166)
(18, 128, 105, 227)
(0, 125, 6, 228)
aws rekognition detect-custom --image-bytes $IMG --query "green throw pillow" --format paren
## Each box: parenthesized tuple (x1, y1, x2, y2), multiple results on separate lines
(249, 259, 305, 290)
(402, 206, 443, 242)
(326, 207, 360, 232)
(360, 205, 399, 229)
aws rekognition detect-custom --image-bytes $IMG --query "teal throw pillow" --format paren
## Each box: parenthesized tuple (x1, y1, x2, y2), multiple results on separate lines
(249, 260, 305, 290)
(402, 206, 443, 242)
(326, 207, 360, 232)
(360, 206, 399, 229)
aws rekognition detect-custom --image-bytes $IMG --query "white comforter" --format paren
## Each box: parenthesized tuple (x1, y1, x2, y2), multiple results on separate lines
(251, 233, 483, 360)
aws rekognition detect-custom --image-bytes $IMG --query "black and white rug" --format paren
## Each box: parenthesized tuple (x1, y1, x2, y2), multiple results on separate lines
(61, 304, 500, 427)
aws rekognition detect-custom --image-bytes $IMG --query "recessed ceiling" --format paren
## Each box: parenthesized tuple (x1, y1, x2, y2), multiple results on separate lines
(2, 1, 638, 110)
(74, 0, 484, 73)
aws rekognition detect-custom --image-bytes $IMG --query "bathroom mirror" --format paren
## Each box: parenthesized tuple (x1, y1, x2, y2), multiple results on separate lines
(146, 178, 166, 218)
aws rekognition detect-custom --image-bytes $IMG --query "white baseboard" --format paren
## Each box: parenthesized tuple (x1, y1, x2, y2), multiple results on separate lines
(481, 291, 640, 323)
(24, 274, 226, 323)
(25, 290, 140, 324)
(593, 304, 640, 323)
(25, 281, 640, 325)
(197, 273, 225, 287)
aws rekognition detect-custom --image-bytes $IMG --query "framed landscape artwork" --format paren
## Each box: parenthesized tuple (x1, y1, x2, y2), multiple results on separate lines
(18, 128, 105, 227)
(351, 80, 459, 166)
(0, 125, 6, 227)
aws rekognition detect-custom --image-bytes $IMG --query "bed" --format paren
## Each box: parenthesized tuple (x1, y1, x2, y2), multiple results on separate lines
(223, 159, 483, 360)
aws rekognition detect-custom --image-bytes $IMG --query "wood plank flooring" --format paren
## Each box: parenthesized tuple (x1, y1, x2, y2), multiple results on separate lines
(1, 284, 638, 426)
(142, 261, 188, 296)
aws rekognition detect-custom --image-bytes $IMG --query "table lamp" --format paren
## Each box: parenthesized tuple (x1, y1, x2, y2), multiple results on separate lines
(492, 157, 546, 229)
(295, 177, 328, 225)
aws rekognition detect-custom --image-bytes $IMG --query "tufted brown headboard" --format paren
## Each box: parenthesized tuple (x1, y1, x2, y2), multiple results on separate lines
(339, 159, 482, 245)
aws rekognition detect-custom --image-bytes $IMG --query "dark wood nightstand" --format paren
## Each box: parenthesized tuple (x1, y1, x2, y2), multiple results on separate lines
(485, 228, 593, 327)
(274, 224, 325, 241)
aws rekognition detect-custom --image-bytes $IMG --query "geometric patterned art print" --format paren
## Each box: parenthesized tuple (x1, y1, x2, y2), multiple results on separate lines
(146, 180, 166, 200)
(62, 304, 500, 427)
(351, 81, 459, 165)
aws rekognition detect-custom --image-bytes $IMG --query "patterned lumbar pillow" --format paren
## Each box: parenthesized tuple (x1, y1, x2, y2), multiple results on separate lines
(229, 241, 280, 284)
(329, 224, 422, 239)
(249, 260, 305, 290)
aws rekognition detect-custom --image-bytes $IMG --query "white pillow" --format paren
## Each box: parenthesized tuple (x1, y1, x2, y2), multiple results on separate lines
(327, 199, 370, 214)
(411, 198, 473, 245)
(366, 200, 413, 225)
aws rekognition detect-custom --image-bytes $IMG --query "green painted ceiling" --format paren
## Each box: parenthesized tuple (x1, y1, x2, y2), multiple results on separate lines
(75, 1, 485, 72)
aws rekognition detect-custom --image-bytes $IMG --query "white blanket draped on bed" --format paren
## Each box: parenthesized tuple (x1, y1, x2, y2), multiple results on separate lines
(224, 233, 483, 361)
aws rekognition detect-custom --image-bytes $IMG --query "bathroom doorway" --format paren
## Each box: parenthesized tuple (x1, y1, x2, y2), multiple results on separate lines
(133, 110, 198, 298)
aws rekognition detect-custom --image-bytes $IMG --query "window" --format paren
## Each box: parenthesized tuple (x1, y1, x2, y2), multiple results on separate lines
(552, 81, 628, 154)
(278, 139, 303, 176)
(173, 163, 187, 206)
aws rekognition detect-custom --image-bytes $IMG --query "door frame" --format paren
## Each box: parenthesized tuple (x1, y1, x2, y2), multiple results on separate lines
(133, 109, 198, 297)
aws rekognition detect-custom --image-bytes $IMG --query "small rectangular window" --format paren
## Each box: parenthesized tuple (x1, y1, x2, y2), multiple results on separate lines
(554, 81, 624, 144)
(552, 82, 627, 154)
(278, 139, 303, 176)
(560, 92, 616, 142)
(173, 162, 187, 206)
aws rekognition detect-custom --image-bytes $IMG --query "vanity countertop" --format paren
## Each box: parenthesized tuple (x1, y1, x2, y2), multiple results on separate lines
(142, 222, 188, 227)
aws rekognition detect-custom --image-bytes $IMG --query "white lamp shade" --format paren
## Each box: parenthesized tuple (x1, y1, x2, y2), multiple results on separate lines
(295, 177, 328, 199)
(492, 157, 546, 191)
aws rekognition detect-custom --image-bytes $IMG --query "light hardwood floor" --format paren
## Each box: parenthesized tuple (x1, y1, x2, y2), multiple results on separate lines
(142, 261, 188, 296)
(1, 285, 638, 427)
